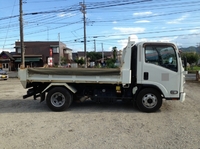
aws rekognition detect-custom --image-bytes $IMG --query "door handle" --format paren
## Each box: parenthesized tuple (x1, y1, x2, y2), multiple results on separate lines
(144, 72, 149, 80)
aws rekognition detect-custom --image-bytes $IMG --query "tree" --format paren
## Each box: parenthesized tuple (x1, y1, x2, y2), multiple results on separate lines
(106, 58, 118, 68)
(87, 52, 101, 62)
(112, 47, 117, 60)
(181, 52, 199, 65)
(74, 58, 85, 66)
(60, 56, 67, 66)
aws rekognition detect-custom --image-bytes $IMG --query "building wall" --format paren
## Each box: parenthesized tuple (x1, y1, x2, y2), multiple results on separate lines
(0, 52, 15, 71)
(15, 41, 67, 65)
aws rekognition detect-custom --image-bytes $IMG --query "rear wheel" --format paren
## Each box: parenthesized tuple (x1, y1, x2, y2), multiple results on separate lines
(136, 88, 162, 112)
(46, 87, 72, 111)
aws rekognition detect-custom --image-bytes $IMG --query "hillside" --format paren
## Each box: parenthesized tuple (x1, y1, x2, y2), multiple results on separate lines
(179, 46, 200, 54)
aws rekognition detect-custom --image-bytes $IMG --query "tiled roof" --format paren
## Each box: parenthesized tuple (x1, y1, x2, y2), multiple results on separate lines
(1, 51, 15, 60)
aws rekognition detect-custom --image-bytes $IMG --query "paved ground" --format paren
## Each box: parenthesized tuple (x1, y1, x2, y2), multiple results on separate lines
(0, 79, 199, 149)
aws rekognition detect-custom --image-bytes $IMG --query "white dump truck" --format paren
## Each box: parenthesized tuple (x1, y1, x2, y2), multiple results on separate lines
(18, 38, 186, 112)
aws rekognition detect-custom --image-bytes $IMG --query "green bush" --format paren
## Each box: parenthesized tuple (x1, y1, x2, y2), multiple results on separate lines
(187, 65, 200, 73)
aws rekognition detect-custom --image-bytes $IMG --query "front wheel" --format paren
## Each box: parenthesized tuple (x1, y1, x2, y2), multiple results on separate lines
(136, 88, 162, 112)
(46, 87, 72, 111)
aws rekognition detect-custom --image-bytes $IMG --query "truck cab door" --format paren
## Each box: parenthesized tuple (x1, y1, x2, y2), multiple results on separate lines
(138, 43, 181, 98)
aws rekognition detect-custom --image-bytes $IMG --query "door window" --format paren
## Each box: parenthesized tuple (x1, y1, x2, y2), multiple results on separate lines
(145, 45, 178, 72)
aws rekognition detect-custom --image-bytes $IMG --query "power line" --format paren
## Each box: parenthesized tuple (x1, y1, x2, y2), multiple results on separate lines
(1, 0, 200, 49)
(2, 0, 17, 49)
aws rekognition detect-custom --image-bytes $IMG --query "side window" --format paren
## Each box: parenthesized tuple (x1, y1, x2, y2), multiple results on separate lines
(2, 63, 8, 69)
(52, 47, 59, 53)
(17, 47, 21, 54)
(145, 48, 159, 65)
(160, 47, 177, 66)
(145, 45, 178, 72)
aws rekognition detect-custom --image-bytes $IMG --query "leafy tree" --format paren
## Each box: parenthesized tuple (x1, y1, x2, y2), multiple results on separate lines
(106, 58, 117, 68)
(87, 52, 102, 62)
(79, 58, 85, 65)
(181, 52, 199, 65)
(74, 59, 78, 63)
(60, 56, 67, 65)
(74, 58, 85, 66)
(112, 47, 117, 60)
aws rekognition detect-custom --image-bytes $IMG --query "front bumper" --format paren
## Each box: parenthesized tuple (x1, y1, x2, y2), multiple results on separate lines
(180, 92, 186, 102)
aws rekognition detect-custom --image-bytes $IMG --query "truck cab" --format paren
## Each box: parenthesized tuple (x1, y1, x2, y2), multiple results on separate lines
(113, 39, 186, 112)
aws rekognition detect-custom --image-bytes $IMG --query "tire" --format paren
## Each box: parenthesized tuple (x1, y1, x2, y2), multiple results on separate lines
(46, 87, 72, 111)
(136, 88, 162, 112)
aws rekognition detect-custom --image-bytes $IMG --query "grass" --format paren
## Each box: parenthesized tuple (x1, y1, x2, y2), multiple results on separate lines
(187, 66, 200, 73)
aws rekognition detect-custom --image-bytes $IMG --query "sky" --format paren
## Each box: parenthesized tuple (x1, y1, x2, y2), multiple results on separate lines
(1, 0, 200, 53)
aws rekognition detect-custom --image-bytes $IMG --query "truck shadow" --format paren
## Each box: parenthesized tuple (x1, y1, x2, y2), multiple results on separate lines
(0, 99, 141, 113)
(70, 100, 138, 113)
(0, 99, 48, 113)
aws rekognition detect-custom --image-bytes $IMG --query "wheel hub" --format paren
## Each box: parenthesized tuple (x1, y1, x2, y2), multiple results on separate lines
(142, 94, 157, 109)
(51, 92, 65, 107)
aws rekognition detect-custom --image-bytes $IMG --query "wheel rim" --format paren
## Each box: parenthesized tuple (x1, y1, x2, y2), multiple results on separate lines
(50, 92, 65, 107)
(142, 93, 157, 109)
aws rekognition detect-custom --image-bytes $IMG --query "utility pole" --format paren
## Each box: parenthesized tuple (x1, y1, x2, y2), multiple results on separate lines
(93, 36, 97, 52)
(58, 33, 60, 66)
(94, 39, 96, 52)
(80, 0, 87, 68)
(101, 43, 104, 63)
(19, 0, 25, 68)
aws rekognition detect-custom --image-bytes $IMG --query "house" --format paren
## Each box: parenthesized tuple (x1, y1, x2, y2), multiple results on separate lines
(74, 52, 85, 60)
(14, 41, 72, 68)
(0, 41, 72, 71)
(64, 47, 73, 61)
(0, 51, 15, 71)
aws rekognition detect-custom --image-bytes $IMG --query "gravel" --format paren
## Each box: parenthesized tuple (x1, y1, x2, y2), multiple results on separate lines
(0, 79, 199, 149)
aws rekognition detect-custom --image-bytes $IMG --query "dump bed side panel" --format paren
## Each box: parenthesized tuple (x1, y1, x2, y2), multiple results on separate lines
(18, 68, 123, 89)
(28, 67, 120, 76)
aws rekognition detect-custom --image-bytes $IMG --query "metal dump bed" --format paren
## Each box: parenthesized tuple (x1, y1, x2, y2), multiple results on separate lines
(18, 67, 122, 89)
(27, 67, 120, 76)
